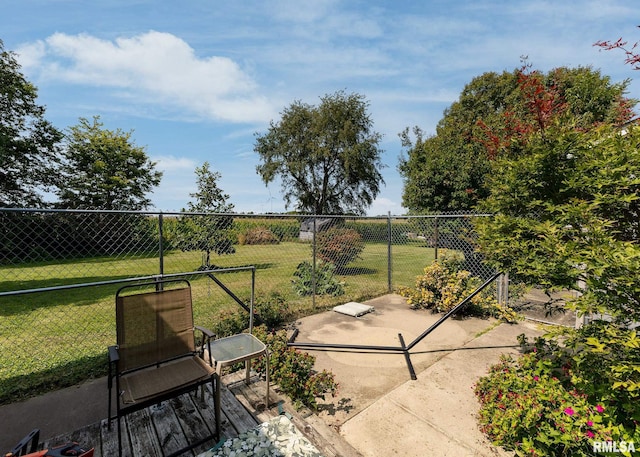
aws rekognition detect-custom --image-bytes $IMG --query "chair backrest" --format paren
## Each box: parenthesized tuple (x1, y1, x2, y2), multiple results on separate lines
(9, 429, 39, 456)
(115, 281, 196, 372)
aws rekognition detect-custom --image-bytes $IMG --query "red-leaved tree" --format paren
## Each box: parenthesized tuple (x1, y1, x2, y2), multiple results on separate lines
(595, 26, 640, 71)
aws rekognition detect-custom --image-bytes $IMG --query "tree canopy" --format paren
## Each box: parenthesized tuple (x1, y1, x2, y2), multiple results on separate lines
(255, 90, 385, 215)
(473, 65, 640, 323)
(57, 116, 162, 210)
(0, 40, 63, 207)
(175, 162, 235, 268)
(398, 65, 634, 213)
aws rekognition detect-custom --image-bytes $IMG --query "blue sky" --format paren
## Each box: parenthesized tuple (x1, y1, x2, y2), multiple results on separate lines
(2, 0, 639, 215)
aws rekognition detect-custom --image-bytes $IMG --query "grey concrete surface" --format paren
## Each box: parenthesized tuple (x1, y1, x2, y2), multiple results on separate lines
(290, 294, 543, 456)
(0, 376, 107, 452)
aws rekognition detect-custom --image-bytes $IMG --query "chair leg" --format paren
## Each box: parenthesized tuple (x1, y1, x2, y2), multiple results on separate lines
(265, 350, 270, 409)
(117, 415, 122, 457)
(107, 378, 112, 430)
(213, 374, 221, 441)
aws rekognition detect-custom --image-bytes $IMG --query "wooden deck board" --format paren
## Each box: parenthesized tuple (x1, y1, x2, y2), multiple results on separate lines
(148, 401, 192, 456)
(191, 384, 241, 441)
(127, 408, 164, 457)
(43, 381, 257, 457)
(41, 372, 361, 457)
(168, 393, 214, 456)
(100, 418, 132, 457)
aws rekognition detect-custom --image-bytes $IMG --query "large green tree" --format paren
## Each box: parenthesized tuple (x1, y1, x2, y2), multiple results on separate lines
(175, 162, 235, 269)
(57, 116, 162, 210)
(474, 65, 640, 323)
(0, 40, 63, 207)
(255, 90, 385, 215)
(472, 65, 640, 455)
(399, 66, 633, 213)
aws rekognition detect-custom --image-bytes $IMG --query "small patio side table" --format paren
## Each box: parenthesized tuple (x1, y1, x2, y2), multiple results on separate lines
(206, 333, 269, 433)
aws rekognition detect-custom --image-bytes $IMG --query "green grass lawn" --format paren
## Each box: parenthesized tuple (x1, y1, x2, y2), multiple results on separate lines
(0, 241, 436, 404)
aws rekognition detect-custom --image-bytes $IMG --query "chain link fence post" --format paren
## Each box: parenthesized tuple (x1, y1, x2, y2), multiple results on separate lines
(158, 212, 164, 276)
(387, 212, 392, 292)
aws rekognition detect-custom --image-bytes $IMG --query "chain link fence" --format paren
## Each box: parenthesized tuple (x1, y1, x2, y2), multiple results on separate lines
(0, 208, 494, 404)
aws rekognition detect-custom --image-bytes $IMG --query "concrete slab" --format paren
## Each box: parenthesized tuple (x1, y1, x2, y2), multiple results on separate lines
(338, 316, 543, 457)
(0, 376, 107, 452)
(292, 294, 497, 428)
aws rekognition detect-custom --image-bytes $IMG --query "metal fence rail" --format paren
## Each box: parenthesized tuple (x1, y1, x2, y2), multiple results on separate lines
(0, 208, 495, 403)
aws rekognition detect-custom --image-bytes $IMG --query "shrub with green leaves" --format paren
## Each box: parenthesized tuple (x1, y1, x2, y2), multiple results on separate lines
(526, 322, 640, 433)
(254, 292, 290, 329)
(291, 260, 344, 297)
(253, 326, 338, 410)
(475, 353, 618, 456)
(210, 308, 250, 337)
(397, 254, 517, 321)
(475, 322, 640, 456)
(210, 293, 291, 336)
(316, 227, 365, 270)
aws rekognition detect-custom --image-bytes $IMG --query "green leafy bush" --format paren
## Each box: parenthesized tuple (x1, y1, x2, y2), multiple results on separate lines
(291, 260, 344, 297)
(210, 308, 249, 337)
(475, 353, 618, 456)
(253, 326, 338, 410)
(209, 319, 338, 410)
(397, 254, 517, 321)
(210, 293, 291, 336)
(255, 292, 290, 329)
(527, 322, 640, 432)
(475, 322, 640, 456)
(316, 227, 364, 270)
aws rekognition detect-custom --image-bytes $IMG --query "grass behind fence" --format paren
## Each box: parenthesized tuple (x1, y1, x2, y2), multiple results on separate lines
(0, 241, 436, 404)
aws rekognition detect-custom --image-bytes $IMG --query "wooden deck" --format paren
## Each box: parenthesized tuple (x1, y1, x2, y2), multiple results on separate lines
(41, 372, 361, 457)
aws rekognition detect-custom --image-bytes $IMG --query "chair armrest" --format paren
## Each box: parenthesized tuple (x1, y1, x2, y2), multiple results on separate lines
(195, 325, 215, 339)
(195, 326, 215, 365)
(108, 345, 120, 363)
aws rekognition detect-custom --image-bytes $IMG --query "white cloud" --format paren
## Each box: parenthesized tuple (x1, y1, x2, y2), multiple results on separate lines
(17, 31, 277, 123)
(153, 155, 196, 170)
(368, 196, 405, 217)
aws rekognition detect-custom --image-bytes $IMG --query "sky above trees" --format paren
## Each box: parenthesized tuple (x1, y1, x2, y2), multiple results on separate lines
(1, 0, 638, 214)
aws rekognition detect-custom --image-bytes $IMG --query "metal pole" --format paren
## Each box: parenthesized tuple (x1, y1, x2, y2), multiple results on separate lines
(387, 211, 392, 292)
(249, 266, 255, 333)
(434, 216, 439, 261)
(158, 212, 164, 276)
(312, 217, 317, 309)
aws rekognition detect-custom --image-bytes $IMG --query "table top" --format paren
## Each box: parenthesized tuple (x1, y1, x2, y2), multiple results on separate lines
(206, 333, 266, 364)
